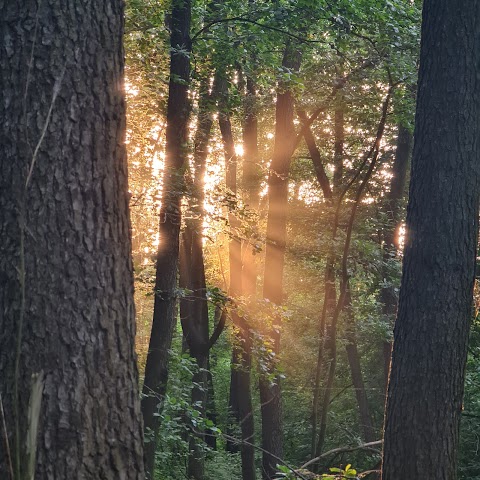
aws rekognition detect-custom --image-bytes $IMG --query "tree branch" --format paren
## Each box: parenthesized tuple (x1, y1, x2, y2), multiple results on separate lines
(301, 440, 383, 470)
(208, 308, 227, 348)
(192, 16, 327, 44)
(297, 109, 333, 201)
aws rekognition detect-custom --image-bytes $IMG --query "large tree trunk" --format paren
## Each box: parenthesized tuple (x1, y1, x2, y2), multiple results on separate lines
(380, 124, 412, 392)
(260, 43, 301, 480)
(0, 1, 144, 478)
(141, 0, 191, 477)
(382, 2, 480, 478)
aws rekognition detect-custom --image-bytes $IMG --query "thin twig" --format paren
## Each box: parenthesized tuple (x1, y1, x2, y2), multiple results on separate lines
(192, 16, 327, 45)
(301, 440, 383, 470)
(208, 308, 227, 348)
(291, 59, 376, 158)
(25, 64, 66, 189)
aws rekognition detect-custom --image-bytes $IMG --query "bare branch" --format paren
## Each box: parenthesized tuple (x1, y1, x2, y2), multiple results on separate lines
(301, 440, 383, 470)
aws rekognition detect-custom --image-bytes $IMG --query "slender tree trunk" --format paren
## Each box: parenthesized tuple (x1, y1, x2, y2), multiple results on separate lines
(311, 262, 336, 460)
(238, 74, 260, 480)
(141, 0, 191, 476)
(205, 364, 217, 450)
(242, 75, 262, 296)
(220, 97, 257, 475)
(299, 105, 337, 459)
(225, 71, 258, 480)
(333, 105, 344, 191)
(181, 76, 218, 480)
(260, 44, 302, 480)
(298, 106, 337, 459)
(313, 92, 391, 460)
(217, 77, 250, 463)
(183, 228, 210, 480)
(344, 284, 375, 443)
(335, 104, 374, 444)
(382, 2, 480, 478)
(380, 124, 412, 391)
(0, 1, 144, 478)
(217, 76, 241, 381)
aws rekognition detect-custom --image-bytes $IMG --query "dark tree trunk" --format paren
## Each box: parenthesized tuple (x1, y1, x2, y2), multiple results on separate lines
(0, 1, 144, 478)
(260, 44, 301, 480)
(313, 91, 391, 461)
(242, 75, 262, 296)
(181, 77, 217, 480)
(237, 74, 259, 480)
(183, 230, 209, 480)
(333, 106, 344, 191)
(218, 79, 256, 476)
(299, 103, 338, 459)
(298, 107, 336, 458)
(344, 285, 375, 443)
(205, 365, 217, 450)
(224, 71, 258, 480)
(186, 78, 217, 461)
(180, 77, 215, 347)
(335, 103, 374, 444)
(218, 77, 241, 318)
(311, 262, 336, 459)
(380, 124, 412, 392)
(141, 0, 191, 477)
(382, 2, 480, 478)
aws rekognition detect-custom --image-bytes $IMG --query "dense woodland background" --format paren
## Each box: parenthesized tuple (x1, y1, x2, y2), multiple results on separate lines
(1, 1, 479, 479)
(124, 0, 480, 479)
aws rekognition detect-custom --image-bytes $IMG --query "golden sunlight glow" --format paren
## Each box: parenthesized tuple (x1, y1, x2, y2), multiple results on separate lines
(235, 144, 244, 156)
(152, 151, 165, 177)
(297, 181, 322, 205)
(397, 224, 406, 251)
(125, 82, 139, 96)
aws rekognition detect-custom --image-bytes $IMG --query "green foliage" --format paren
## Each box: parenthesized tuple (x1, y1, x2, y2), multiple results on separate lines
(275, 463, 359, 480)
(458, 306, 480, 479)
(151, 351, 221, 479)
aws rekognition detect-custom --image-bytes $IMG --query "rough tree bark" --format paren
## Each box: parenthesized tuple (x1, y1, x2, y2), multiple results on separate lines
(141, 0, 191, 477)
(382, 1, 480, 478)
(0, 1, 144, 478)
(260, 43, 302, 480)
